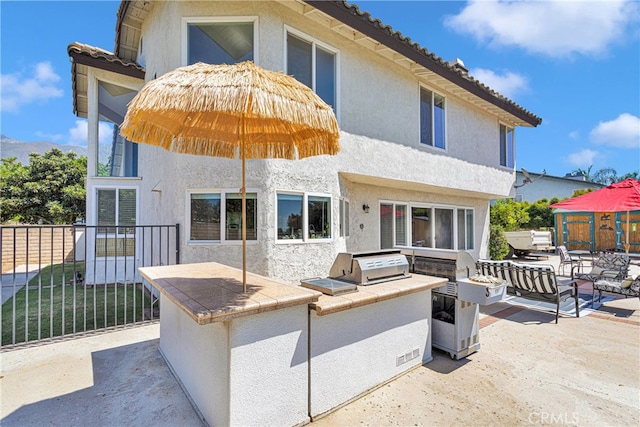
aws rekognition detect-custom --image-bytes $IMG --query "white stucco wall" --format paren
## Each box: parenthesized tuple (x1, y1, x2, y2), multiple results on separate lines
(86, 1, 525, 282)
(159, 295, 310, 427)
(309, 290, 432, 418)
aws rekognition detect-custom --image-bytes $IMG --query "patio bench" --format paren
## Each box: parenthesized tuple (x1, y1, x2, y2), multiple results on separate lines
(476, 260, 515, 295)
(592, 276, 640, 306)
(476, 260, 579, 323)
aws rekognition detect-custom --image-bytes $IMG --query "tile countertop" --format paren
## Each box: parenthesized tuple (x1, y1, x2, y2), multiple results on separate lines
(309, 274, 448, 316)
(139, 262, 322, 325)
(139, 262, 448, 323)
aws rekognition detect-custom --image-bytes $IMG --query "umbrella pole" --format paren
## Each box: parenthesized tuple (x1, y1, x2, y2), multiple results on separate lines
(242, 141, 247, 292)
(625, 211, 630, 254)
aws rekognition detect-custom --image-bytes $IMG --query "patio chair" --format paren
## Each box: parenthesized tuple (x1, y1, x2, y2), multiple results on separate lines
(592, 276, 640, 306)
(572, 252, 630, 288)
(557, 245, 582, 276)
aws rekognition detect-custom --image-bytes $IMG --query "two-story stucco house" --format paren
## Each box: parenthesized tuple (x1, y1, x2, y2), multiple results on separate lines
(68, 0, 541, 285)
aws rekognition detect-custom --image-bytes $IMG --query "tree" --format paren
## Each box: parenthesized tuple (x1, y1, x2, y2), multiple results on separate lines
(1, 149, 86, 224)
(569, 165, 594, 181)
(489, 224, 509, 260)
(522, 198, 557, 230)
(592, 168, 618, 185)
(569, 165, 638, 185)
(490, 198, 529, 231)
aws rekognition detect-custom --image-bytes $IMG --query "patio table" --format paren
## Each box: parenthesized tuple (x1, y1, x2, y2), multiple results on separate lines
(568, 250, 594, 266)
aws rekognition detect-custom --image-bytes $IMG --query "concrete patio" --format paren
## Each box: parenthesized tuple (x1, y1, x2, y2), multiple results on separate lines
(2, 256, 639, 426)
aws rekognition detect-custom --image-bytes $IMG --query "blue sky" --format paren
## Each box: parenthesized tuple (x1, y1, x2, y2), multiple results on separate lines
(1, 0, 639, 178)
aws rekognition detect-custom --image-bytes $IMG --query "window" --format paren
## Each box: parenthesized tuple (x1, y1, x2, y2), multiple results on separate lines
(380, 203, 408, 249)
(339, 198, 350, 238)
(457, 209, 474, 250)
(188, 191, 257, 242)
(97, 81, 138, 177)
(96, 188, 137, 257)
(277, 192, 332, 241)
(500, 124, 515, 168)
(185, 18, 256, 65)
(286, 30, 337, 111)
(308, 195, 331, 239)
(226, 193, 257, 240)
(381, 202, 473, 250)
(411, 207, 430, 247)
(434, 208, 453, 249)
(420, 87, 445, 149)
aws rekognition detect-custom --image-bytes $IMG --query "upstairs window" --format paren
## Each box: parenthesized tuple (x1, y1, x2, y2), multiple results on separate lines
(420, 87, 446, 149)
(500, 124, 515, 168)
(286, 30, 337, 111)
(97, 81, 138, 177)
(185, 18, 256, 65)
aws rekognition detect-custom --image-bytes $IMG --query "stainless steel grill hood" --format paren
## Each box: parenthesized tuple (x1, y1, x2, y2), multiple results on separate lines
(328, 250, 411, 285)
(401, 248, 475, 282)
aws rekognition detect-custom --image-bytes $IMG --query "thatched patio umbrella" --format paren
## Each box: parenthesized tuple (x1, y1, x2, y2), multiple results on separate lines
(120, 61, 340, 292)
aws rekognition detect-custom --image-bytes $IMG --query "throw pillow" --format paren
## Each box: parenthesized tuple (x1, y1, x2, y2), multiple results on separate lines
(620, 278, 633, 289)
(590, 266, 604, 275)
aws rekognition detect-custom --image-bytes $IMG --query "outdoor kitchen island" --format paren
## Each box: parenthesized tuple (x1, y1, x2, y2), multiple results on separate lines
(139, 261, 446, 426)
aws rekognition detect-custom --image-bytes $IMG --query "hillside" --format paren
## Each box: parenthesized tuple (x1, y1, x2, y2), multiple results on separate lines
(1, 135, 88, 165)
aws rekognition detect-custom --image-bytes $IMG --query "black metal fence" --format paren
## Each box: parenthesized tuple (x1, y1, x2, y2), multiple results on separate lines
(1, 224, 179, 348)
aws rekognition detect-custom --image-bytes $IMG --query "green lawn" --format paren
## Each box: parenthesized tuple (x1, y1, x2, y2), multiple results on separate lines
(2, 263, 158, 346)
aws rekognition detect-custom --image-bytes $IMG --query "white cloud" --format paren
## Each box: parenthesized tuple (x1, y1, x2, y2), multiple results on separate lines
(444, 0, 639, 58)
(68, 120, 113, 147)
(567, 149, 599, 167)
(568, 131, 580, 140)
(35, 131, 64, 143)
(468, 67, 528, 99)
(0, 61, 63, 112)
(589, 113, 640, 149)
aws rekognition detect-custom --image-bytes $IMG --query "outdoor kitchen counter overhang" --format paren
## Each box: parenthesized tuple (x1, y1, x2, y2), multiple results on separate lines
(138, 262, 322, 324)
(310, 274, 447, 316)
(138, 262, 447, 322)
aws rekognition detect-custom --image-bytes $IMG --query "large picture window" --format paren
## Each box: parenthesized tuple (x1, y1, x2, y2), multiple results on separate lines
(420, 87, 446, 149)
(185, 18, 256, 65)
(500, 124, 515, 168)
(286, 30, 337, 111)
(188, 191, 257, 243)
(277, 192, 332, 241)
(381, 202, 473, 250)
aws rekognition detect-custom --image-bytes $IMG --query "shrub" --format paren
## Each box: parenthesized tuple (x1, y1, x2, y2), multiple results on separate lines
(489, 224, 509, 260)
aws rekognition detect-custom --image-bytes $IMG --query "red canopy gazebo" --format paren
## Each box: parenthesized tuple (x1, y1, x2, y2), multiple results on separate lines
(550, 179, 640, 253)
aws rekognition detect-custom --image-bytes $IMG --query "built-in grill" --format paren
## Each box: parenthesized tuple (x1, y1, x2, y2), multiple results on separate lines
(401, 248, 475, 295)
(401, 248, 482, 360)
(301, 249, 411, 296)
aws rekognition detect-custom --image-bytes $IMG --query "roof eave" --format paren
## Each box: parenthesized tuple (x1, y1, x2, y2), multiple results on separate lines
(303, 0, 541, 127)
